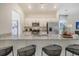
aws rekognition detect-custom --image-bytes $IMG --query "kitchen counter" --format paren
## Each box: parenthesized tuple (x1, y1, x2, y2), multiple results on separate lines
(0, 34, 79, 56)
(0, 34, 79, 40)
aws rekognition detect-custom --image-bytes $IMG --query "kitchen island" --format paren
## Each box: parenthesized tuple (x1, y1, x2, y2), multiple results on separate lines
(0, 34, 79, 56)
(0, 34, 78, 40)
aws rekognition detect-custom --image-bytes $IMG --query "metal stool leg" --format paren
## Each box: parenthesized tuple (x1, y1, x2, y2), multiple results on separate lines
(72, 53, 74, 56)
(65, 50, 67, 56)
(33, 53, 35, 56)
(17, 52, 19, 56)
(65, 50, 74, 56)
(41, 50, 43, 56)
(12, 50, 14, 56)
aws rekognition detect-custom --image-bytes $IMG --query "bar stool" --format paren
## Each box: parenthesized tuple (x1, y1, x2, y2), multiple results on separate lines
(41, 44, 62, 56)
(17, 45, 36, 56)
(65, 44, 79, 56)
(0, 46, 14, 56)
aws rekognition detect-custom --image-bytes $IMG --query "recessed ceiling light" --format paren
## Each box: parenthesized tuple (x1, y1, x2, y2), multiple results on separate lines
(28, 5, 32, 9)
(41, 5, 44, 9)
(54, 5, 56, 8)
(40, 3, 45, 9)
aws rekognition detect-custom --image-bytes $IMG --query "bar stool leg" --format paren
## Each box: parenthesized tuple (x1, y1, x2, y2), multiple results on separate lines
(12, 50, 14, 56)
(65, 50, 67, 56)
(72, 53, 74, 56)
(33, 53, 35, 56)
(41, 50, 43, 56)
(17, 53, 19, 56)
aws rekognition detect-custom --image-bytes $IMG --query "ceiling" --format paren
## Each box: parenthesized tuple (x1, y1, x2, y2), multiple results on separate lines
(58, 3, 79, 16)
(19, 3, 57, 15)
(19, 3, 79, 16)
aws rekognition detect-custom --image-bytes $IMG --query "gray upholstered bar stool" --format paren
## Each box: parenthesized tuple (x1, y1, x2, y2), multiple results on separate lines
(65, 44, 79, 56)
(17, 45, 36, 56)
(0, 46, 14, 56)
(41, 44, 62, 56)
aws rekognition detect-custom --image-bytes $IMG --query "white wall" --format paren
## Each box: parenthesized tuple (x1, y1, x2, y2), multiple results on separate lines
(0, 3, 24, 35)
(24, 14, 58, 27)
(0, 4, 12, 35)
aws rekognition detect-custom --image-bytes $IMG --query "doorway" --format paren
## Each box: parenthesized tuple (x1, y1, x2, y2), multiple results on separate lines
(12, 10, 21, 37)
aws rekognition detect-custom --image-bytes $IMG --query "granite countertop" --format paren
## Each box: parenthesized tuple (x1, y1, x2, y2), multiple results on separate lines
(0, 34, 79, 40)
